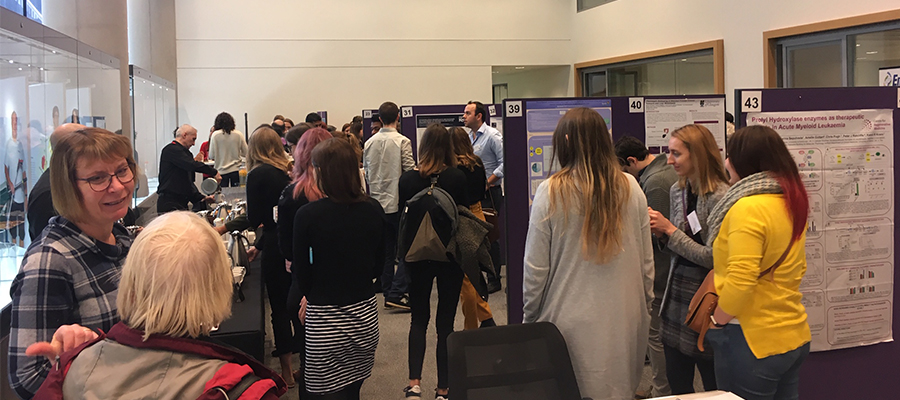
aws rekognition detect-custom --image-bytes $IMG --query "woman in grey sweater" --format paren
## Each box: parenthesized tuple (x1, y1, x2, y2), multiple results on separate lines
(648, 124, 729, 395)
(209, 112, 247, 187)
(524, 108, 654, 400)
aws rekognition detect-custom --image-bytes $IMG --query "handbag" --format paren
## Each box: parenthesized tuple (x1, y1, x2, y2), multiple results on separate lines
(482, 189, 500, 244)
(685, 243, 793, 352)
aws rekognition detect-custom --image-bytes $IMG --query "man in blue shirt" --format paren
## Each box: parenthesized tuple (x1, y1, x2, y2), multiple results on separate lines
(464, 101, 503, 293)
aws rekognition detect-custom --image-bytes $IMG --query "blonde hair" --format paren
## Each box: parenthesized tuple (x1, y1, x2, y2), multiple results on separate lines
(117, 212, 232, 340)
(671, 124, 729, 195)
(247, 126, 291, 173)
(548, 108, 630, 264)
(50, 128, 137, 223)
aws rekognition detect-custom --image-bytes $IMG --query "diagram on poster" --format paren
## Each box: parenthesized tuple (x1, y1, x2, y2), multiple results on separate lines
(749, 109, 894, 351)
(525, 100, 612, 206)
(644, 98, 725, 150)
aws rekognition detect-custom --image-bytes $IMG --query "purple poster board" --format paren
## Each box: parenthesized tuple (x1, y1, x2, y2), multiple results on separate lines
(317, 111, 327, 125)
(362, 109, 378, 143)
(503, 95, 725, 324)
(736, 86, 900, 400)
(399, 104, 501, 160)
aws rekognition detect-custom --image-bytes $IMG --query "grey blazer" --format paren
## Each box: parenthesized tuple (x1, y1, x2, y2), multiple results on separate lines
(658, 181, 729, 313)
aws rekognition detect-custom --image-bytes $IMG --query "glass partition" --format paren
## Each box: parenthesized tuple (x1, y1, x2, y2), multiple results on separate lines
(130, 66, 176, 205)
(0, 10, 121, 309)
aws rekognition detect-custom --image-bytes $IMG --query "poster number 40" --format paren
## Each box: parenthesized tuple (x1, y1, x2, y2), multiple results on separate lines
(507, 101, 523, 117)
(629, 97, 644, 113)
(742, 91, 762, 112)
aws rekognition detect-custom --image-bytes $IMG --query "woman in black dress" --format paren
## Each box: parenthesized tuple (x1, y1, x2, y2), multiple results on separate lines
(246, 125, 300, 387)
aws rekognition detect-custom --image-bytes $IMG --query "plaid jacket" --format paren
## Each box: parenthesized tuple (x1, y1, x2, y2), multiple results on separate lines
(8, 216, 132, 399)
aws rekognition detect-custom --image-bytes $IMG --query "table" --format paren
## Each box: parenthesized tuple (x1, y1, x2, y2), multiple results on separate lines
(211, 260, 266, 362)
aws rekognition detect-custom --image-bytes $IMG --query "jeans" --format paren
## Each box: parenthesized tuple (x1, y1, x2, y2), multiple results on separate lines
(407, 260, 464, 389)
(481, 185, 503, 283)
(382, 212, 408, 299)
(707, 324, 810, 400)
(221, 171, 240, 187)
(663, 344, 717, 394)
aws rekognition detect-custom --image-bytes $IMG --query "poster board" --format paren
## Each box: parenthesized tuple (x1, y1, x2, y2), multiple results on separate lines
(736, 86, 900, 400)
(503, 95, 725, 324)
(399, 104, 502, 161)
(879, 66, 900, 87)
(361, 108, 378, 143)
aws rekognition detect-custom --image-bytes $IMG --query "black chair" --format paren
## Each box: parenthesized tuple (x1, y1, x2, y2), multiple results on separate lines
(447, 322, 591, 400)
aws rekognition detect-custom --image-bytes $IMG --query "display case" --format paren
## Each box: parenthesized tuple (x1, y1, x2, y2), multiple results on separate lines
(0, 9, 121, 309)
(130, 65, 175, 202)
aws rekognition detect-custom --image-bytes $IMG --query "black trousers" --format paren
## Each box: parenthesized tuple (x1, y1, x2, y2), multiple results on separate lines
(260, 231, 303, 357)
(221, 171, 240, 187)
(407, 260, 464, 389)
(157, 193, 189, 214)
(481, 185, 504, 283)
(664, 343, 717, 395)
(307, 380, 364, 400)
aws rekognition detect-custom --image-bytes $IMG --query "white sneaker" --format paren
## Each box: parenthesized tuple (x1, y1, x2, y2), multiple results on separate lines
(404, 385, 422, 399)
(434, 390, 449, 400)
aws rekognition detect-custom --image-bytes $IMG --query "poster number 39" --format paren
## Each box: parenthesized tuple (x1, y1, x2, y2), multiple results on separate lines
(507, 101, 523, 117)
(742, 91, 762, 112)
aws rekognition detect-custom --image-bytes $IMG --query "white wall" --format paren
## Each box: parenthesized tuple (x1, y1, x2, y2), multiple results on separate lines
(175, 0, 574, 128)
(573, 0, 900, 110)
(493, 66, 571, 99)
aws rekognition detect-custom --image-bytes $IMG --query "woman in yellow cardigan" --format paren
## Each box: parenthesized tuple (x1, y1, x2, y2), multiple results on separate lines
(706, 125, 811, 400)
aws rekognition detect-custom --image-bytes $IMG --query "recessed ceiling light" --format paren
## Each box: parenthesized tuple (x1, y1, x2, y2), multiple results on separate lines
(856, 44, 861, 47)
(39, 67, 44, 70)
(52, 50, 56, 53)
(515, 66, 525, 70)
(866, 51, 878, 55)
(7, 60, 13, 63)
(681, 59, 687, 61)
(18, 67, 22, 71)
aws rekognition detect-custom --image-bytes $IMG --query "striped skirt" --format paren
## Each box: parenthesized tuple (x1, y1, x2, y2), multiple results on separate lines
(304, 296, 380, 394)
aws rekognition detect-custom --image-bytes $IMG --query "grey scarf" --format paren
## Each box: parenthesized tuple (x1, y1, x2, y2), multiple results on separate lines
(705, 172, 783, 246)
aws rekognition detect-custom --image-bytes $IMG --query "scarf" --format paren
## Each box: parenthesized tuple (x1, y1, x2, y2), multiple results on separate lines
(705, 172, 783, 246)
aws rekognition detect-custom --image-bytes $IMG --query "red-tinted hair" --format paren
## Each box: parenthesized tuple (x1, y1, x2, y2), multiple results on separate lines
(727, 126, 808, 242)
(292, 128, 331, 201)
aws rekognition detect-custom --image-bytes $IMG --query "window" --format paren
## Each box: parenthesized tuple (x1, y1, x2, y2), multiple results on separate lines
(492, 83, 508, 104)
(576, 41, 724, 97)
(578, 0, 618, 12)
(765, 11, 900, 88)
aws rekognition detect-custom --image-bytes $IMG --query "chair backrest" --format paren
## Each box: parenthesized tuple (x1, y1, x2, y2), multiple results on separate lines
(447, 322, 584, 400)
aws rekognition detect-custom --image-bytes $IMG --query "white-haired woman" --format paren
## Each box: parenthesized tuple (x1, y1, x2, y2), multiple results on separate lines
(31, 211, 287, 399)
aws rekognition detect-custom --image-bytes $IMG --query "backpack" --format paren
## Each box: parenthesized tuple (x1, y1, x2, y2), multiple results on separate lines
(398, 175, 458, 263)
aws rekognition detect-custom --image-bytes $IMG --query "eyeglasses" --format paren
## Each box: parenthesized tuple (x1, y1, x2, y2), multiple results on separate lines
(77, 165, 135, 192)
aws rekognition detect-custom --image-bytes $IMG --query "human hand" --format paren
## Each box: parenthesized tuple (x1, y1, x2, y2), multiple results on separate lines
(194, 152, 204, 162)
(285, 260, 292, 273)
(25, 324, 98, 362)
(214, 225, 228, 235)
(247, 247, 259, 262)
(298, 297, 307, 325)
(203, 195, 216, 203)
(214, 173, 222, 183)
(648, 207, 676, 237)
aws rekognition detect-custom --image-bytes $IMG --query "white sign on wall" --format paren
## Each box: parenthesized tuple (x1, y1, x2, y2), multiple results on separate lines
(879, 66, 900, 87)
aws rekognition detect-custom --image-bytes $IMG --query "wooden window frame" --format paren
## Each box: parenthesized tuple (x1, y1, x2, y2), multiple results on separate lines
(574, 39, 725, 97)
(763, 9, 900, 88)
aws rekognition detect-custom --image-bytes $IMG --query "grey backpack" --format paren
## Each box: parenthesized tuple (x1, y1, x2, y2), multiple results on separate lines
(398, 176, 458, 263)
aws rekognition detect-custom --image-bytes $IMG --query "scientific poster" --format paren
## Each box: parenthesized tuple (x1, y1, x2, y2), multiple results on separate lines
(525, 99, 612, 206)
(644, 98, 725, 150)
(748, 109, 894, 352)
(415, 113, 465, 158)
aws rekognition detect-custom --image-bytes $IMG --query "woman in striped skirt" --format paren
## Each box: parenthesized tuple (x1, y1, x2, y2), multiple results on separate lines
(292, 137, 384, 399)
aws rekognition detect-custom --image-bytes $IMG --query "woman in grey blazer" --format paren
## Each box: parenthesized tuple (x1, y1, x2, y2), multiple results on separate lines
(648, 124, 729, 395)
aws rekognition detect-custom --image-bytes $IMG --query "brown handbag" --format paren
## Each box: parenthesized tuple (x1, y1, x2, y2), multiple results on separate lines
(684, 244, 793, 352)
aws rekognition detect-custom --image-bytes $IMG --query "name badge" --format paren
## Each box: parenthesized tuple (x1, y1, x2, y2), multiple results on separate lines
(687, 211, 702, 235)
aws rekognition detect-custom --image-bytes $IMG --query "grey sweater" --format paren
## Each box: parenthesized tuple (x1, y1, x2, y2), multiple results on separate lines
(638, 154, 679, 300)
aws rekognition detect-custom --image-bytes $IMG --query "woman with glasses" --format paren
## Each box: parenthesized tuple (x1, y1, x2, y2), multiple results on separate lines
(8, 127, 137, 399)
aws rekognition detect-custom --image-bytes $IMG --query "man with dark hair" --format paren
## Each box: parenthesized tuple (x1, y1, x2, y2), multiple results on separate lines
(305, 112, 322, 124)
(157, 124, 221, 214)
(272, 118, 286, 137)
(363, 101, 415, 310)
(614, 135, 677, 398)
(463, 100, 504, 293)
(273, 114, 284, 122)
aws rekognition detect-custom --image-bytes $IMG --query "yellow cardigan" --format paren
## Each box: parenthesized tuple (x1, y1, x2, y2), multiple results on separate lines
(712, 194, 811, 359)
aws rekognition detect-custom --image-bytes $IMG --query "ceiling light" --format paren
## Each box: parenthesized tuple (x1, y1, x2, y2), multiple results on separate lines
(7, 60, 13, 63)
(866, 51, 878, 55)
(39, 67, 44, 70)
(856, 44, 861, 47)
(515, 66, 525, 70)
(681, 59, 687, 61)
(52, 50, 56, 53)
(17, 67, 22, 71)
